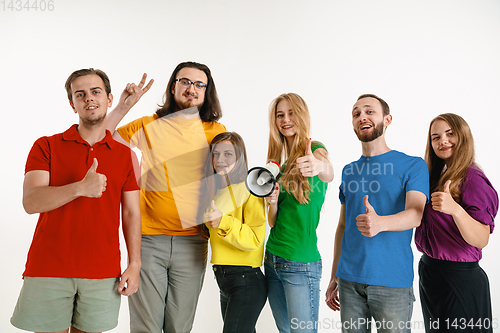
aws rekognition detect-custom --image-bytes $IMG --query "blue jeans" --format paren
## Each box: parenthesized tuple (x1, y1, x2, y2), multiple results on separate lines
(214, 265, 267, 333)
(338, 278, 415, 333)
(264, 251, 322, 333)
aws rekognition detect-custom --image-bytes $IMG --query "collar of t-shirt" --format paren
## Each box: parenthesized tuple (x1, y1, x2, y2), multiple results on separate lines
(62, 124, 116, 149)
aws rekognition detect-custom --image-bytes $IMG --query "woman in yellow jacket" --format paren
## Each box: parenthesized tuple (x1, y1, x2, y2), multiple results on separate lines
(202, 132, 267, 333)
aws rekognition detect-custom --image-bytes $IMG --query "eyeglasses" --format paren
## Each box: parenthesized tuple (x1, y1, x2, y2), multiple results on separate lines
(175, 78, 207, 90)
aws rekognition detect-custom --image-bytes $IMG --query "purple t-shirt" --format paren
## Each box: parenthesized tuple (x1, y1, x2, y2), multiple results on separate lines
(415, 166, 498, 262)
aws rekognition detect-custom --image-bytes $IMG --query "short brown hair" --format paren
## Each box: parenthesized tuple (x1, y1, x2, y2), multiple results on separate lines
(357, 94, 390, 116)
(65, 68, 111, 103)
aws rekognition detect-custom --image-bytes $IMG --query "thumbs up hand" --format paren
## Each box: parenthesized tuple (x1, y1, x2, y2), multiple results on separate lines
(431, 180, 458, 215)
(80, 158, 107, 198)
(356, 195, 383, 237)
(204, 200, 223, 228)
(297, 138, 321, 178)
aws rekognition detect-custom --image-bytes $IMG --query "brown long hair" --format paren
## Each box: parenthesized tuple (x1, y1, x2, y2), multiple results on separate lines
(425, 113, 475, 201)
(198, 132, 249, 229)
(267, 93, 312, 205)
(156, 61, 222, 122)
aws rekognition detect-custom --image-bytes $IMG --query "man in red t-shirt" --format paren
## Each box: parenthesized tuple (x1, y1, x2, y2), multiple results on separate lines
(11, 69, 142, 333)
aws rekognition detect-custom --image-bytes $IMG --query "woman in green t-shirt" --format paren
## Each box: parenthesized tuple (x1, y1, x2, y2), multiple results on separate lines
(264, 93, 334, 333)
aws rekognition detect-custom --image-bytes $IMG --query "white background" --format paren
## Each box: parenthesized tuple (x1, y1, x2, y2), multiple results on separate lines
(1, 1, 499, 332)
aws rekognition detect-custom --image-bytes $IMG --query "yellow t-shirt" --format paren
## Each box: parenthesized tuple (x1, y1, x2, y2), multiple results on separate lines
(207, 182, 266, 268)
(117, 113, 226, 235)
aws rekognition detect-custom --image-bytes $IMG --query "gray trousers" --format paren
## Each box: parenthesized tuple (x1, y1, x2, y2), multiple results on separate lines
(129, 234, 208, 333)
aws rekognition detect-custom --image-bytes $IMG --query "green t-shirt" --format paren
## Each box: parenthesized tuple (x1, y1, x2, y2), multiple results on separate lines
(266, 141, 328, 262)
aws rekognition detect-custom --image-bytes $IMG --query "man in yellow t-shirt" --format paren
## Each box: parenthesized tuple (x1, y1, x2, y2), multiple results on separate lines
(107, 62, 226, 333)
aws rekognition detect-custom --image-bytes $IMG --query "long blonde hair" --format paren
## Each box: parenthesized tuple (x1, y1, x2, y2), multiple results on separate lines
(267, 93, 312, 205)
(425, 113, 475, 201)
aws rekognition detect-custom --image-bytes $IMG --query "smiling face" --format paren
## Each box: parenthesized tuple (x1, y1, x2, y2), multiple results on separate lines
(171, 67, 208, 111)
(352, 97, 389, 142)
(70, 74, 112, 127)
(212, 141, 237, 176)
(430, 119, 457, 164)
(275, 99, 297, 139)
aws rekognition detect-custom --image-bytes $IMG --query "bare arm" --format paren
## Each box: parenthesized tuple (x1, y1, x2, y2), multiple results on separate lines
(356, 190, 427, 237)
(23, 159, 107, 214)
(106, 73, 153, 135)
(450, 206, 490, 248)
(432, 180, 490, 248)
(296, 139, 334, 183)
(314, 148, 334, 183)
(265, 184, 279, 228)
(118, 190, 142, 296)
(112, 131, 132, 148)
(325, 204, 346, 311)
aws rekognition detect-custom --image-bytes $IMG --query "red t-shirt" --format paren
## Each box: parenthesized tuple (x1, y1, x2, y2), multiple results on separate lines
(23, 125, 139, 279)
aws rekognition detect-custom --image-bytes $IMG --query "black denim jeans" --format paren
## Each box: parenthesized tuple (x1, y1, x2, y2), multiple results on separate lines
(213, 265, 268, 333)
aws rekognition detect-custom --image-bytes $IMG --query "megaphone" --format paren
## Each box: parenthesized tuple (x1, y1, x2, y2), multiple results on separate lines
(245, 161, 280, 197)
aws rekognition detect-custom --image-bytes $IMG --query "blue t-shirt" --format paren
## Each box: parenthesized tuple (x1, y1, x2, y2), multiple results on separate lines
(337, 150, 429, 288)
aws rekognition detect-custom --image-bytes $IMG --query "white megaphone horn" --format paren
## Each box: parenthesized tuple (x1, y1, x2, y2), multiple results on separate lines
(245, 161, 280, 197)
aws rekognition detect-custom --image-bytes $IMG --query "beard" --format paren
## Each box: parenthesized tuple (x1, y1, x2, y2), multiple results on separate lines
(80, 113, 106, 127)
(354, 120, 385, 142)
(175, 92, 203, 112)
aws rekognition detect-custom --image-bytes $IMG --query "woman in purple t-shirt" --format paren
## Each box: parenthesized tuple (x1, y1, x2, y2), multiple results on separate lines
(415, 113, 498, 332)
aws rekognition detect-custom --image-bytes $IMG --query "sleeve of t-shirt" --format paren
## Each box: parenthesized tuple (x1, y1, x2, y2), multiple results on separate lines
(218, 122, 227, 132)
(339, 165, 347, 205)
(122, 147, 140, 192)
(207, 122, 227, 142)
(311, 141, 327, 153)
(461, 168, 498, 233)
(117, 117, 146, 146)
(217, 195, 266, 251)
(25, 137, 51, 174)
(404, 157, 430, 202)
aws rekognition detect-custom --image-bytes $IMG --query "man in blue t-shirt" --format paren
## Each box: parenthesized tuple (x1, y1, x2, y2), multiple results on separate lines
(325, 94, 429, 332)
